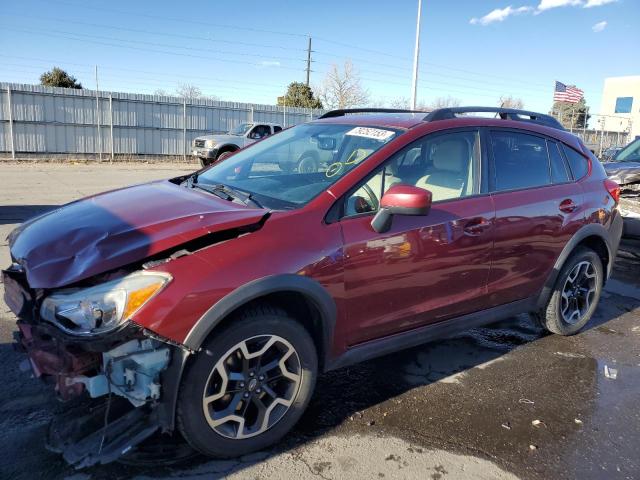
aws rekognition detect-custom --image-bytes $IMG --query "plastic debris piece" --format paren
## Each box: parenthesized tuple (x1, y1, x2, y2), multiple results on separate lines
(529, 444, 538, 451)
(518, 398, 535, 405)
(604, 365, 618, 379)
(574, 418, 583, 425)
(531, 419, 544, 427)
(501, 422, 512, 430)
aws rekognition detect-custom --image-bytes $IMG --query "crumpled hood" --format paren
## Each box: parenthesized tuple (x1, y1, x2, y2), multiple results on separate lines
(8, 180, 267, 289)
(604, 161, 640, 185)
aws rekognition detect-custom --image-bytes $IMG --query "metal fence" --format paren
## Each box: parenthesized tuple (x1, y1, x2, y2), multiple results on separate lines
(0, 82, 324, 159)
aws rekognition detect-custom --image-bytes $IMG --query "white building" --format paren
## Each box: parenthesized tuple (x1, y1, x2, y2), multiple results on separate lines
(599, 76, 640, 142)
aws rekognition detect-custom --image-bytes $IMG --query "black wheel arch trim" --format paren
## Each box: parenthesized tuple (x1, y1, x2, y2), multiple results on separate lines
(536, 219, 622, 309)
(182, 274, 337, 364)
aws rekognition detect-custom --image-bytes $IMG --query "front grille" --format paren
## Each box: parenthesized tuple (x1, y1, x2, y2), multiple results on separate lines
(194, 139, 206, 148)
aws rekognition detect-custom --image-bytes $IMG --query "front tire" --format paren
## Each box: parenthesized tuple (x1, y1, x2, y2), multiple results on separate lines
(535, 247, 603, 335)
(177, 306, 317, 458)
(216, 151, 234, 161)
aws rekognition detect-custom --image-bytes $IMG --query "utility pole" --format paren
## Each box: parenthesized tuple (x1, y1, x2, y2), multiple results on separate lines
(410, 0, 423, 110)
(305, 36, 312, 87)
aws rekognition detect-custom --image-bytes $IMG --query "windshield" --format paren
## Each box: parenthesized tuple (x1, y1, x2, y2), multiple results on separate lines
(195, 123, 400, 209)
(229, 123, 253, 136)
(615, 138, 640, 162)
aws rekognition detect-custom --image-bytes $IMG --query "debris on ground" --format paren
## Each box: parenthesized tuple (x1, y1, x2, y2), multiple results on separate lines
(574, 418, 583, 425)
(531, 419, 545, 428)
(501, 422, 512, 430)
(518, 398, 535, 405)
(604, 365, 618, 380)
(529, 444, 538, 451)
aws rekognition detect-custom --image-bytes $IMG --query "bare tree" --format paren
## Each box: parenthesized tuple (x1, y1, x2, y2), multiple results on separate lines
(175, 84, 203, 100)
(319, 60, 369, 109)
(428, 96, 462, 110)
(153, 85, 218, 101)
(388, 97, 411, 109)
(499, 95, 524, 109)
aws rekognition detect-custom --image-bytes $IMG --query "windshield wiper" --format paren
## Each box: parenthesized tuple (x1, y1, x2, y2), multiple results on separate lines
(192, 182, 263, 208)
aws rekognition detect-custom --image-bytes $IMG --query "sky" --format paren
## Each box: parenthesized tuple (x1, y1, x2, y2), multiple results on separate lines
(0, 0, 637, 115)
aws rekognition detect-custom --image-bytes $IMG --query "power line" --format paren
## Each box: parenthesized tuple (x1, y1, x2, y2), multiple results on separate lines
(0, 12, 307, 53)
(44, 0, 308, 38)
(0, 26, 306, 73)
(4, 5, 554, 92)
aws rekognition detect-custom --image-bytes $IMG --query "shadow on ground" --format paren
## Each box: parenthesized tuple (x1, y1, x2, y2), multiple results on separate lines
(0, 205, 59, 225)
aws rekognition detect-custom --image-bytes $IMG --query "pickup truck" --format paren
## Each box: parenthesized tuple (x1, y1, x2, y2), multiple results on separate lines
(192, 122, 283, 166)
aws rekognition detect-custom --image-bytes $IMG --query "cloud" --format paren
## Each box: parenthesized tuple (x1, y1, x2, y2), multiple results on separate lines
(470, 0, 617, 26)
(257, 60, 281, 68)
(592, 20, 607, 31)
(536, 0, 582, 12)
(470, 5, 533, 25)
(584, 0, 617, 7)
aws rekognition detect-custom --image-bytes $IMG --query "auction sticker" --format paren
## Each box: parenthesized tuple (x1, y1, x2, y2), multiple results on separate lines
(346, 127, 395, 142)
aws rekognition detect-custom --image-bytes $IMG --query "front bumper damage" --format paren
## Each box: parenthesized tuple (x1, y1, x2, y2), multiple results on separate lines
(4, 267, 190, 469)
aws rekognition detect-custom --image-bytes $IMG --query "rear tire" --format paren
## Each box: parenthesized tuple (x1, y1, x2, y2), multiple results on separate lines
(535, 247, 603, 335)
(177, 306, 317, 458)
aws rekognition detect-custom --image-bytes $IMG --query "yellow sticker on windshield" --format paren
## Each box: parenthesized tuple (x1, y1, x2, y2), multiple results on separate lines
(346, 127, 395, 142)
(325, 162, 344, 177)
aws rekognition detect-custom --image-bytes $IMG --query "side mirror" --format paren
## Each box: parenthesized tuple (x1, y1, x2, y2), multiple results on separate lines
(371, 185, 431, 233)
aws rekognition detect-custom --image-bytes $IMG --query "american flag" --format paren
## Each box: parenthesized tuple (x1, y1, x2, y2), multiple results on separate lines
(553, 81, 584, 103)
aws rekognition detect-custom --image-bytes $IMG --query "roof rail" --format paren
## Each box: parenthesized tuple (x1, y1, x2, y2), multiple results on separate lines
(423, 107, 565, 130)
(318, 108, 425, 119)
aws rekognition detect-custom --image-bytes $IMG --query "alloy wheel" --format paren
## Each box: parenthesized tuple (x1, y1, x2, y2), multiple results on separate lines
(202, 335, 302, 439)
(561, 260, 598, 325)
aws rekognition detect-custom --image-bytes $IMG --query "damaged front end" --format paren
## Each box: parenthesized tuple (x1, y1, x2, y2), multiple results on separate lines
(3, 264, 189, 469)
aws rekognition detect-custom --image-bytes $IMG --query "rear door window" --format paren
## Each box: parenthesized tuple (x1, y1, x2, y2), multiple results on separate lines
(547, 140, 571, 184)
(490, 131, 551, 192)
(562, 145, 589, 180)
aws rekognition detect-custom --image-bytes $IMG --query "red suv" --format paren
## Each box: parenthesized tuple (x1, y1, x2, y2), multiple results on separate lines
(3, 107, 623, 465)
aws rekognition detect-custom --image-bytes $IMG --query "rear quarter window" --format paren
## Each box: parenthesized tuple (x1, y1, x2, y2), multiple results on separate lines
(491, 131, 551, 192)
(562, 145, 589, 180)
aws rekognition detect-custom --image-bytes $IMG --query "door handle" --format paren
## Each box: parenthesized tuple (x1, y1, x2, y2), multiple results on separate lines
(559, 199, 578, 213)
(463, 218, 491, 236)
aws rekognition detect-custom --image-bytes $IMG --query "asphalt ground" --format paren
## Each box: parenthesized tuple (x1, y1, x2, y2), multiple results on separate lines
(0, 163, 638, 480)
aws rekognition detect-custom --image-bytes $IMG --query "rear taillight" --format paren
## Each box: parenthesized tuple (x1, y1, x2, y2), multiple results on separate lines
(604, 179, 620, 203)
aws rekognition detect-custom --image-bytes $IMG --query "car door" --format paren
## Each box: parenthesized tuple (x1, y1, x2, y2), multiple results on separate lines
(339, 129, 495, 345)
(486, 129, 585, 307)
(244, 125, 267, 147)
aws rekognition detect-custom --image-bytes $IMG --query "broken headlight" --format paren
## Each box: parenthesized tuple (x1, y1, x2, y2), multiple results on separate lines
(40, 272, 171, 336)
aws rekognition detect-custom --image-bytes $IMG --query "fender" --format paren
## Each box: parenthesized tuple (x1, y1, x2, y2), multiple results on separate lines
(183, 274, 337, 359)
(213, 143, 240, 156)
(160, 275, 336, 432)
(536, 219, 622, 309)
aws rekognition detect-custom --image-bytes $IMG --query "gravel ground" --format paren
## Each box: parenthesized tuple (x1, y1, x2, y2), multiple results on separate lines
(0, 164, 639, 480)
